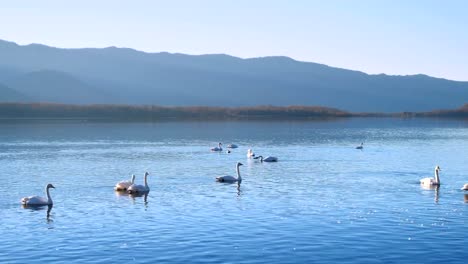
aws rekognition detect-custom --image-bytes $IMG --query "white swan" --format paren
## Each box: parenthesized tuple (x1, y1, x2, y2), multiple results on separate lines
(21, 184, 55, 206)
(254, 155, 278, 162)
(211, 142, 223, 152)
(247, 149, 255, 158)
(128, 172, 150, 194)
(461, 184, 468, 191)
(356, 143, 364, 149)
(227, 144, 238, 149)
(216, 162, 243, 183)
(114, 174, 136, 191)
(420, 166, 441, 186)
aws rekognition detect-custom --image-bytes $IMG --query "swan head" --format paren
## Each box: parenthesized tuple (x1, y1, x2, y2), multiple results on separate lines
(435, 165, 441, 171)
(46, 183, 55, 189)
(145, 172, 149, 176)
(237, 162, 243, 167)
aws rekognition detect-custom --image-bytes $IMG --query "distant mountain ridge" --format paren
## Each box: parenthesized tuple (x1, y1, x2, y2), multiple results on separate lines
(0, 39, 467, 112)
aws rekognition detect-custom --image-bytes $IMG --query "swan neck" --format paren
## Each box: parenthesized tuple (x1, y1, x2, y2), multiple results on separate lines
(131, 175, 135, 184)
(236, 165, 242, 181)
(46, 186, 52, 204)
(144, 174, 148, 187)
(435, 169, 440, 184)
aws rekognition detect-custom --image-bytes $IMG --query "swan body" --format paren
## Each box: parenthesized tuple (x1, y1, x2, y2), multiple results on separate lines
(254, 155, 278, 162)
(216, 162, 243, 183)
(247, 149, 255, 158)
(420, 166, 441, 186)
(114, 174, 135, 191)
(227, 144, 238, 149)
(461, 184, 468, 191)
(128, 172, 150, 194)
(21, 184, 55, 206)
(211, 142, 223, 152)
(356, 143, 364, 149)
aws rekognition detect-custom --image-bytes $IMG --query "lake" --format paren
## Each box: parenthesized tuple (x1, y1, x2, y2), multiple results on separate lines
(0, 118, 467, 263)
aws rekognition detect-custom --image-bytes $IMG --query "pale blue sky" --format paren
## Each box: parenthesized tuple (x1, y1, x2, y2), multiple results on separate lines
(1, 0, 467, 80)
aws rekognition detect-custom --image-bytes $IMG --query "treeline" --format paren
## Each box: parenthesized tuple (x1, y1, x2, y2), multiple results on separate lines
(415, 104, 468, 118)
(0, 103, 351, 120)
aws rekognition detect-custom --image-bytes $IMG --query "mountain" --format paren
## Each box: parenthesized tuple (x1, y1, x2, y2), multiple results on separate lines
(5, 70, 115, 104)
(0, 39, 467, 112)
(0, 82, 29, 102)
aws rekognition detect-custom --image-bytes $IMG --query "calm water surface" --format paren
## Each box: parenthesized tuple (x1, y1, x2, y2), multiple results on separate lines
(0, 118, 467, 263)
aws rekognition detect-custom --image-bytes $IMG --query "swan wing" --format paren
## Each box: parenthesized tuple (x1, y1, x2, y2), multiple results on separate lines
(128, 184, 149, 193)
(264, 156, 278, 162)
(216, 175, 237, 182)
(420, 177, 435, 185)
(21, 196, 49, 205)
(115, 181, 132, 190)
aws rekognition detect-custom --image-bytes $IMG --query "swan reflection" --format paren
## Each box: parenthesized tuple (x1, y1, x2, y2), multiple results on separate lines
(421, 185, 440, 203)
(22, 204, 54, 223)
(130, 192, 149, 206)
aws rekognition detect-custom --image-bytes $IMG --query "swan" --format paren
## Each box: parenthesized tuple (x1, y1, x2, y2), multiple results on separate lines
(128, 172, 150, 194)
(21, 184, 55, 206)
(211, 142, 223, 152)
(216, 162, 243, 183)
(254, 155, 278, 162)
(247, 149, 255, 158)
(227, 144, 238, 149)
(356, 143, 364, 149)
(461, 184, 468, 191)
(420, 166, 441, 186)
(114, 174, 136, 191)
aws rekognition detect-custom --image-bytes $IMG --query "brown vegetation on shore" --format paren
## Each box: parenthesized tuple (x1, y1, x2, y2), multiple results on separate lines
(0, 103, 351, 120)
(0, 102, 466, 120)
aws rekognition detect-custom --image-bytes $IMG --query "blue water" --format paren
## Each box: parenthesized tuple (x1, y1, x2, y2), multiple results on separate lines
(0, 118, 467, 263)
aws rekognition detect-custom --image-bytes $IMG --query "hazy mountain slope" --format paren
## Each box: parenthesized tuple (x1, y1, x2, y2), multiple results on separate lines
(5, 70, 114, 104)
(0, 82, 29, 102)
(0, 39, 466, 112)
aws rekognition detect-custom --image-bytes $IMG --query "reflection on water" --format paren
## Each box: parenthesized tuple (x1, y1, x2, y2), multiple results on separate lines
(130, 192, 149, 205)
(115, 190, 149, 206)
(421, 185, 440, 203)
(21, 204, 53, 223)
(1, 119, 468, 263)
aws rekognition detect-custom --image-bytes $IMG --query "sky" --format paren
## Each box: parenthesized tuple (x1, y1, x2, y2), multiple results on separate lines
(0, 0, 467, 81)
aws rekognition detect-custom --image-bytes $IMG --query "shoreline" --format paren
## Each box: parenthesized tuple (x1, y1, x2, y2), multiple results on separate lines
(0, 102, 466, 121)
